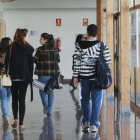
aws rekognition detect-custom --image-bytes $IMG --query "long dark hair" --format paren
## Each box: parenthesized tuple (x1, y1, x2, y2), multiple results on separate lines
(13, 28, 30, 46)
(75, 34, 83, 45)
(41, 33, 55, 50)
(0, 37, 12, 57)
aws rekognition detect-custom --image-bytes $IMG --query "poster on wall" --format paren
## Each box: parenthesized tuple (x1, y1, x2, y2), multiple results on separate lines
(131, 10, 139, 67)
(30, 30, 39, 36)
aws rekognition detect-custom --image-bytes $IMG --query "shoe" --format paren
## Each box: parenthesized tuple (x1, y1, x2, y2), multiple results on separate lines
(11, 120, 18, 128)
(90, 125, 98, 132)
(43, 104, 48, 114)
(82, 121, 90, 130)
(3, 118, 9, 125)
(19, 125, 25, 133)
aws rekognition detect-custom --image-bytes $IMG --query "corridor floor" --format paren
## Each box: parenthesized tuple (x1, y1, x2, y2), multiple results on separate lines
(0, 85, 140, 140)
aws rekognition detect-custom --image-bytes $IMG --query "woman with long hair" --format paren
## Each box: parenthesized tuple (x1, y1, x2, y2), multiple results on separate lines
(0, 37, 12, 126)
(34, 33, 60, 116)
(5, 28, 34, 131)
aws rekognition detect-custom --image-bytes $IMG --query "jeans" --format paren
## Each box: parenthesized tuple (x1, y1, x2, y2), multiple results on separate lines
(81, 79, 103, 127)
(0, 86, 11, 119)
(38, 76, 54, 114)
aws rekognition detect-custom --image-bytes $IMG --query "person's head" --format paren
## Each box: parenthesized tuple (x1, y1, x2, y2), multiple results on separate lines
(21, 29, 29, 42)
(13, 28, 29, 46)
(0, 37, 12, 54)
(40, 33, 55, 49)
(87, 24, 98, 38)
(75, 34, 84, 45)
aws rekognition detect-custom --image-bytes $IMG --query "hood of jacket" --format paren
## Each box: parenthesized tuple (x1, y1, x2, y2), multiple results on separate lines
(13, 41, 34, 52)
(79, 40, 100, 49)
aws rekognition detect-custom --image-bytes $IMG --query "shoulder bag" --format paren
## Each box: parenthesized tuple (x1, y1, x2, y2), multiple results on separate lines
(1, 45, 13, 88)
(53, 49, 64, 89)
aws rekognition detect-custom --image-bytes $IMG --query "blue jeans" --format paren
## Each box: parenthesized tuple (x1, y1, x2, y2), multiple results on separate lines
(0, 86, 11, 119)
(38, 76, 54, 114)
(81, 80, 103, 127)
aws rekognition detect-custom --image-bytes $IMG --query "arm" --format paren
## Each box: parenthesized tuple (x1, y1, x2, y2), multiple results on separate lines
(34, 48, 41, 64)
(0, 63, 4, 71)
(103, 43, 111, 65)
(57, 51, 60, 63)
(4, 46, 10, 73)
(28, 48, 34, 80)
(72, 45, 82, 86)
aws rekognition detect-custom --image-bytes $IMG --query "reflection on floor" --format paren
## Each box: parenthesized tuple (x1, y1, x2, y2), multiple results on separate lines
(0, 85, 140, 140)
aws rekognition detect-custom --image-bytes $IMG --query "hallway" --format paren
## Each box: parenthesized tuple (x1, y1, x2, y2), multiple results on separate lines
(0, 85, 139, 140)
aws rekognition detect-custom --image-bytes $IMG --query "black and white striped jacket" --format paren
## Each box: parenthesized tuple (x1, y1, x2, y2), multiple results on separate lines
(72, 40, 111, 79)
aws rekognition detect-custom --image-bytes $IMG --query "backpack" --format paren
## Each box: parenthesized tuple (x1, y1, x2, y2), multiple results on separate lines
(95, 42, 112, 89)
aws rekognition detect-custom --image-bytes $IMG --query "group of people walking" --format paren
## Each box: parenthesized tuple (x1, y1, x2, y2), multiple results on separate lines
(0, 24, 111, 134)
(0, 29, 59, 131)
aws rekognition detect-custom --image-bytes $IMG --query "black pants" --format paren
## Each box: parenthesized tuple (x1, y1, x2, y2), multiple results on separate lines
(11, 81, 29, 125)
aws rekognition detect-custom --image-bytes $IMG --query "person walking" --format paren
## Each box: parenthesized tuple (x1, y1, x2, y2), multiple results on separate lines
(69, 34, 85, 92)
(5, 28, 34, 131)
(34, 33, 60, 116)
(73, 24, 111, 132)
(0, 37, 12, 125)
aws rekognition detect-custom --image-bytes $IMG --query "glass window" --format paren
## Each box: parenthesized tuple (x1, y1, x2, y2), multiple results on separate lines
(130, 0, 134, 7)
(115, 0, 119, 13)
(135, 0, 140, 5)
(131, 67, 135, 102)
(130, 12, 135, 102)
(136, 10, 140, 107)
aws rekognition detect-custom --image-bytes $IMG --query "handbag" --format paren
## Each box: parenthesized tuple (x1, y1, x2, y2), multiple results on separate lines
(53, 49, 64, 89)
(1, 45, 13, 88)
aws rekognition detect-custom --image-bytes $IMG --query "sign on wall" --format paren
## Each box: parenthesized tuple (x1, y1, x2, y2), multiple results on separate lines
(131, 10, 139, 67)
(56, 19, 61, 26)
(83, 18, 88, 26)
(30, 30, 39, 36)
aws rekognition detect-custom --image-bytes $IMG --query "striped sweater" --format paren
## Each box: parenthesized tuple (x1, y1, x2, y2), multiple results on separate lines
(72, 40, 111, 79)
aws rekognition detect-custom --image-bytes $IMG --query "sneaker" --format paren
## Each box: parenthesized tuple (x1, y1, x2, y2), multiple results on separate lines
(82, 121, 90, 130)
(90, 125, 98, 132)
(43, 104, 48, 114)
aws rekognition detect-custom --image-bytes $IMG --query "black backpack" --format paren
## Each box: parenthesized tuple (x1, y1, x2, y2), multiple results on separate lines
(95, 42, 112, 89)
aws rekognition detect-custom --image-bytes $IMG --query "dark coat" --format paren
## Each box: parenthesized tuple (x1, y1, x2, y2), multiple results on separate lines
(34, 43, 60, 76)
(5, 42, 34, 101)
(5, 42, 34, 81)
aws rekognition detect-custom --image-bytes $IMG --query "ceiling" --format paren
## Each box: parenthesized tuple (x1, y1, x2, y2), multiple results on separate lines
(0, 0, 14, 2)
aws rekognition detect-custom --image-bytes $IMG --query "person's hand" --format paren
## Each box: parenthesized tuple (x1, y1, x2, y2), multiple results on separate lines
(74, 78, 79, 87)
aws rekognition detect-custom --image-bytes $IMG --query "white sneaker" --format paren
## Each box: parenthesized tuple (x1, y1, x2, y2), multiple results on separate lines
(82, 121, 90, 130)
(90, 125, 98, 132)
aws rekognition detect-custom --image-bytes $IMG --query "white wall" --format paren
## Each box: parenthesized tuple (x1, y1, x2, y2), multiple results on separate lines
(5, 9, 98, 79)
(0, 1, 5, 20)
(3, 0, 97, 9)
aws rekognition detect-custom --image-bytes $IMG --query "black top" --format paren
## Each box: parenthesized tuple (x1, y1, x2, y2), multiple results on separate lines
(5, 42, 34, 101)
(5, 42, 34, 81)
